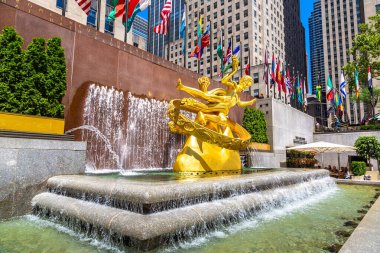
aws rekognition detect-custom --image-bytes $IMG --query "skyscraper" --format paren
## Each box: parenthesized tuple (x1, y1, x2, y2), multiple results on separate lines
(149, 0, 185, 57)
(309, 0, 326, 126)
(284, 0, 307, 85)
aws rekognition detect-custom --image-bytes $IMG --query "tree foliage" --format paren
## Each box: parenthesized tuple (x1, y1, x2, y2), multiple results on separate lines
(354, 136, 380, 165)
(351, 161, 366, 176)
(242, 108, 269, 144)
(343, 10, 380, 117)
(0, 27, 66, 118)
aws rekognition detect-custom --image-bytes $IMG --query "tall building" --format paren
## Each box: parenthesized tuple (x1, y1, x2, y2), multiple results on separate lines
(149, 0, 185, 57)
(168, 0, 286, 99)
(309, 0, 327, 126)
(284, 0, 307, 85)
(309, 0, 363, 124)
(361, 0, 380, 22)
(29, 0, 147, 51)
(132, 16, 148, 50)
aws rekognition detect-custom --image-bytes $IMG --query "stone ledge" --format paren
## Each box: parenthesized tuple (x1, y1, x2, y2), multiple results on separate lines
(0, 136, 86, 150)
(339, 196, 380, 253)
(47, 169, 329, 214)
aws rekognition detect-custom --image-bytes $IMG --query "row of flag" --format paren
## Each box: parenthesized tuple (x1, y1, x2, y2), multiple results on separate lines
(263, 49, 308, 106)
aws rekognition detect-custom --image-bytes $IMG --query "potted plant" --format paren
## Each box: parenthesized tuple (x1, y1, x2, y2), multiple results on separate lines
(354, 136, 380, 171)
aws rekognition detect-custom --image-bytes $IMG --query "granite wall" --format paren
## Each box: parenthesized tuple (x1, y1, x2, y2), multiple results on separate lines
(0, 137, 86, 219)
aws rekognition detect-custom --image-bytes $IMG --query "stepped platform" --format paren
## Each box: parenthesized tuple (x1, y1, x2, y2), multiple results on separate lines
(32, 169, 333, 251)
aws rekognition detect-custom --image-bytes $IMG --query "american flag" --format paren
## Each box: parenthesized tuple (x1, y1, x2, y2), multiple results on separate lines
(75, 0, 92, 15)
(154, 0, 172, 35)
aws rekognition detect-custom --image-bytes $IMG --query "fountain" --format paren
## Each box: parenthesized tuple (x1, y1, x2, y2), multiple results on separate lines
(31, 57, 334, 251)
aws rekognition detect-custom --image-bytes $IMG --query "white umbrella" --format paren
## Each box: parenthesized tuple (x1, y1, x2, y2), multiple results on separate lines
(287, 141, 356, 169)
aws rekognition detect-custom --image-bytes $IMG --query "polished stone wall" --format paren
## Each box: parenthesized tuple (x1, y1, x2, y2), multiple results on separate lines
(0, 137, 86, 219)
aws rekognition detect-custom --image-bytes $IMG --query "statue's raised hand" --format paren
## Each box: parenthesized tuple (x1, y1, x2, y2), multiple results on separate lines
(176, 79, 184, 90)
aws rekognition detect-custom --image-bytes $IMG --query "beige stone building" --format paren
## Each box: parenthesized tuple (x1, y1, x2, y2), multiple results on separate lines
(168, 0, 285, 99)
(321, 0, 363, 124)
(28, 0, 147, 50)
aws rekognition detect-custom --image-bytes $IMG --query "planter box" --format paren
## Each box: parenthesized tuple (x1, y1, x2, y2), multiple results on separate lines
(0, 112, 64, 135)
(352, 175, 364, 181)
(248, 142, 271, 152)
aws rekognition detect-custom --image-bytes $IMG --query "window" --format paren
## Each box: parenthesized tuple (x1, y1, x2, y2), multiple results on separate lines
(87, 0, 97, 27)
(105, 0, 114, 34)
(253, 73, 259, 84)
(376, 4, 380, 11)
(56, 0, 63, 8)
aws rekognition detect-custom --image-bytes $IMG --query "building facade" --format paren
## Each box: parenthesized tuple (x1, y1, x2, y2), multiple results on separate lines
(168, 0, 286, 100)
(29, 0, 147, 50)
(284, 0, 307, 85)
(309, 0, 327, 126)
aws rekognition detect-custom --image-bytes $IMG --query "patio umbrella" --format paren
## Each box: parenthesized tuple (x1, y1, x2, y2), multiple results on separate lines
(287, 141, 356, 169)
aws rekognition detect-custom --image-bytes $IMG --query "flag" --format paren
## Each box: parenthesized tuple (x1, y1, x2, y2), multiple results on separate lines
(334, 91, 339, 107)
(298, 76, 303, 104)
(222, 45, 240, 73)
(180, 8, 186, 55)
(285, 66, 291, 95)
(217, 32, 224, 72)
(316, 73, 322, 102)
(270, 54, 275, 88)
(108, 0, 140, 23)
(75, 0, 92, 15)
(338, 95, 344, 114)
(368, 66, 373, 96)
(263, 48, 269, 85)
(303, 77, 308, 106)
(296, 74, 302, 103)
(275, 58, 281, 86)
(190, 24, 210, 60)
(245, 63, 250, 75)
(355, 69, 360, 98)
(223, 39, 232, 65)
(126, 0, 151, 32)
(153, 0, 172, 35)
(281, 64, 286, 93)
(340, 71, 346, 99)
(326, 74, 334, 101)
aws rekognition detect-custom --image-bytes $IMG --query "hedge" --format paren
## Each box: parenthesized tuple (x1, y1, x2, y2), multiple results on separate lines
(242, 108, 269, 144)
(351, 161, 366, 176)
(0, 27, 66, 118)
(360, 124, 380, 130)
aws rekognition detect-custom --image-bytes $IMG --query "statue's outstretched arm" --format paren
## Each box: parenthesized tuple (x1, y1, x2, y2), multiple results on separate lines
(221, 56, 239, 88)
(237, 98, 256, 107)
(177, 79, 223, 103)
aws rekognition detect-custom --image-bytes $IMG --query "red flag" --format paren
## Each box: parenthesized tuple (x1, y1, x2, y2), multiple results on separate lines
(281, 69, 286, 93)
(245, 63, 250, 75)
(275, 59, 281, 85)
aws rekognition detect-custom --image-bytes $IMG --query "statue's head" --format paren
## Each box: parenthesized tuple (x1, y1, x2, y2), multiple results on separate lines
(236, 76, 253, 92)
(198, 76, 210, 92)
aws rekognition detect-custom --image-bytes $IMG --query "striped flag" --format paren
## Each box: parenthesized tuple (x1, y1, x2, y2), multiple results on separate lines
(340, 71, 346, 99)
(75, 0, 92, 15)
(368, 66, 373, 96)
(127, 0, 151, 32)
(285, 66, 291, 95)
(153, 0, 172, 35)
(326, 74, 334, 101)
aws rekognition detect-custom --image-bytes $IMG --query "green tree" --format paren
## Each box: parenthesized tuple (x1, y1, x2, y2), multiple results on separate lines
(0, 27, 24, 112)
(20, 37, 49, 115)
(46, 37, 66, 118)
(344, 10, 380, 117)
(242, 108, 269, 144)
(354, 136, 380, 166)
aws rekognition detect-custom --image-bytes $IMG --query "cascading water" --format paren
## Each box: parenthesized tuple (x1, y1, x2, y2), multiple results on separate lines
(247, 146, 265, 168)
(69, 84, 186, 171)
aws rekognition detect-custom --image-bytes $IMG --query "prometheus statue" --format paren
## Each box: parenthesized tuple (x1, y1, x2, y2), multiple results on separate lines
(168, 56, 255, 174)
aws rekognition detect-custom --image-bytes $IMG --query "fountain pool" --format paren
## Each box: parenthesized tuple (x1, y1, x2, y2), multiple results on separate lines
(1, 185, 379, 253)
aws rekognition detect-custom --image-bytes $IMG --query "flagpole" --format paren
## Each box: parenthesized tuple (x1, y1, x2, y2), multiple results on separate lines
(96, 0, 101, 31)
(62, 0, 66, 16)
(183, 0, 187, 68)
(209, 17, 213, 79)
(248, 46, 251, 76)
(221, 27, 225, 78)
(240, 41, 243, 78)
(273, 57, 276, 99)
(167, 17, 170, 61)
(147, 4, 151, 53)
(266, 48, 269, 98)
(124, 0, 129, 43)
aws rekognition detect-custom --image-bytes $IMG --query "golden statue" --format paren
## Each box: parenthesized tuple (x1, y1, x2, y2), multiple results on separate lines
(168, 56, 255, 174)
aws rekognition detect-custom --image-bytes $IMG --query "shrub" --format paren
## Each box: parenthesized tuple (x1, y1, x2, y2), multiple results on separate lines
(0, 27, 66, 118)
(351, 161, 366, 176)
(361, 124, 380, 130)
(242, 107, 269, 144)
(354, 136, 380, 165)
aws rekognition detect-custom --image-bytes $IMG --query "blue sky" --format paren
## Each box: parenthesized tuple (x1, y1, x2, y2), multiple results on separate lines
(300, 0, 314, 93)
(139, 1, 314, 91)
